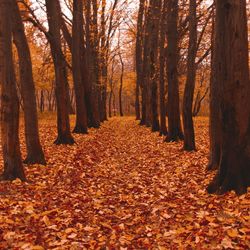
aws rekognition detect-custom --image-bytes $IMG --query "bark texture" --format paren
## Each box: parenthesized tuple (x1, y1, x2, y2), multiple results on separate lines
(159, 0, 168, 136)
(72, 0, 88, 134)
(12, 1, 46, 164)
(85, 0, 100, 128)
(0, 0, 26, 181)
(165, 0, 183, 142)
(207, 0, 250, 195)
(45, 0, 75, 144)
(135, 0, 145, 121)
(118, 52, 124, 117)
(207, 9, 221, 171)
(182, 0, 197, 151)
(148, 0, 161, 132)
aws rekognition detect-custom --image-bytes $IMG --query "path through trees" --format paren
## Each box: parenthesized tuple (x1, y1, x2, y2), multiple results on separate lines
(0, 117, 249, 248)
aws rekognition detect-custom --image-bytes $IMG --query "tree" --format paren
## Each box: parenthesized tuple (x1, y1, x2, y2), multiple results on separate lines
(182, 0, 197, 151)
(159, 0, 168, 136)
(148, 0, 161, 132)
(141, 1, 153, 127)
(72, 0, 88, 134)
(165, 0, 183, 142)
(45, 0, 75, 144)
(84, 0, 101, 128)
(207, 0, 250, 195)
(0, 0, 26, 181)
(135, 0, 145, 121)
(99, 0, 108, 122)
(118, 50, 124, 117)
(12, 0, 46, 164)
(207, 8, 221, 171)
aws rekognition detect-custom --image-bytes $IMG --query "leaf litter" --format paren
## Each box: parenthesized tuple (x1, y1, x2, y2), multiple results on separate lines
(0, 116, 249, 249)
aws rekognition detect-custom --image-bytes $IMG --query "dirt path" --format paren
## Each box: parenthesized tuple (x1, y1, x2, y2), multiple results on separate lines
(0, 117, 249, 249)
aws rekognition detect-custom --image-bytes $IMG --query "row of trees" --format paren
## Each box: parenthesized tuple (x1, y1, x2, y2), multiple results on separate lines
(134, 0, 250, 194)
(135, 0, 212, 147)
(0, 0, 131, 180)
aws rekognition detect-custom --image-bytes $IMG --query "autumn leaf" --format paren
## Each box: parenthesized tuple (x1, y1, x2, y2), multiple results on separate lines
(0, 117, 249, 249)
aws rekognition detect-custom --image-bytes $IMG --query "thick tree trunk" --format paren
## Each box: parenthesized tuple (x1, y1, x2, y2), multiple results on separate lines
(207, 9, 221, 171)
(159, 0, 168, 136)
(102, 86, 108, 121)
(72, 0, 88, 134)
(165, 0, 183, 142)
(140, 86, 147, 125)
(12, 1, 46, 165)
(207, 0, 250, 195)
(142, 3, 153, 127)
(135, 0, 145, 121)
(149, 0, 161, 132)
(135, 82, 140, 120)
(182, 0, 197, 151)
(45, 0, 75, 145)
(92, 0, 102, 125)
(0, 0, 26, 181)
(85, 0, 100, 128)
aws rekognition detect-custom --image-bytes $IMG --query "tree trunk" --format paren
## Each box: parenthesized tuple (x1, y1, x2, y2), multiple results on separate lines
(207, 0, 250, 195)
(12, 0, 46, 165)
(109, 89, 113, 118)
(159, 0, 168, 136)
(207, 8, 221, 171)
(40, 90, 44, 113)
(99, 84, 107, 122)
(140, 86, 147, 125)
(135, 81, 140, 120)
(72, 0, 88, 134)
(118, 51, 124, 117)
(0, 0, 26, 181)
(45, 0, 75, 145)
(149, 0, 161, 132)
(165, 0, 183, 142)
(92, 0, 102, 125)
(113, 92, 116, 116)
(193, 87, 209, 117)
(135, 0, 145, 121)
(100, 0, 108, 122)
(182, 0, 197, 151)
(84, 0, 100, 128)
(142, 3, 152, 127)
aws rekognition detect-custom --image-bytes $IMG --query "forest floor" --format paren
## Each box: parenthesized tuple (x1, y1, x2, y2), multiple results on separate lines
(0, 116, 249, 249)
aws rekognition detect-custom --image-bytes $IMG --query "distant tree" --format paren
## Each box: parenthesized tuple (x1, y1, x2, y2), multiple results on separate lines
(207, 0, 250, 195)
(0, 0, 26, 180)
(118, 50, 124, 117)
(99, 0, 108, 122)
(12, 0, 46, 164)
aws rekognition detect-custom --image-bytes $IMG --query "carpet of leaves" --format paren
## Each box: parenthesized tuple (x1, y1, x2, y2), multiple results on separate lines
(0, 116, 249, 250)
